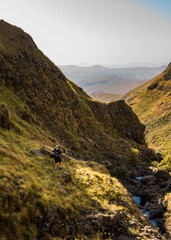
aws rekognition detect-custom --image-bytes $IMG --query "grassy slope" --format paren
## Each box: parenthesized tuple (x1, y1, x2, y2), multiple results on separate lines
(0, 20, 165, 240)
(0, 20, 150, 161)
(124, 64, 171, 170)
(0, 85, 151, 240)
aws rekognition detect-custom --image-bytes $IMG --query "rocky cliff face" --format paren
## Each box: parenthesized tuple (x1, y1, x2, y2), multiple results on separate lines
(0, 20, 146, 157)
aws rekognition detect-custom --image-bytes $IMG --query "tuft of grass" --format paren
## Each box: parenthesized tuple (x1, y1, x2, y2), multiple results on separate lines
(158, 154, 171, 172)
(125, 148, 140, 167)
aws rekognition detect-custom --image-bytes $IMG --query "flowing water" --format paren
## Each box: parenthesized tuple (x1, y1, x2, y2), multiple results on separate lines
(134, 177, 158, 228)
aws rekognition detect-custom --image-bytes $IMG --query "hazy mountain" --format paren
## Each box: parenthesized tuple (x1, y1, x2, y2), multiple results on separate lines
(59, 64, 166, 83)
(90, 92, 123, 103)
(78, 75, 145, 95)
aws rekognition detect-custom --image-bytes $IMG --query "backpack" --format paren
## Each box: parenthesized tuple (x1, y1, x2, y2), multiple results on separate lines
(49, 149, 58, 158)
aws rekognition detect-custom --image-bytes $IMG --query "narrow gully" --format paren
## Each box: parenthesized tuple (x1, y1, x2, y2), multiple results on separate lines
(133, 190, 158, 228)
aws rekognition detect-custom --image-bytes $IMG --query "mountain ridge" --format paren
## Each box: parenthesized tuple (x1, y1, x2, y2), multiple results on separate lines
(59, 64, 166, 83)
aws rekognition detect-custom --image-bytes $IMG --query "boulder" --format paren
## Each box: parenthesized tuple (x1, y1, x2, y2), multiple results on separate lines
(127, 170, 136, 179)
(149, 206, 164, 219)
(141, 175, 155, 184)
(86, 162, 93, 168)
(87, 211, 127, 237)
(154, 170, 170, 181)
(159, 181, 168, 188)
(39, 147, 50, 155)
(102, 160, 112, 168)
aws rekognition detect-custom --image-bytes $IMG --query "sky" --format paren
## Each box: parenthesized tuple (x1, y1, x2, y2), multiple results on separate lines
(0, 0, 171, 67)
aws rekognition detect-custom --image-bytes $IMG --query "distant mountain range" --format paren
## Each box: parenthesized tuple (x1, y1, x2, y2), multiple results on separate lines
(59, 64, 166, 83)
(59, 65, 166, 100)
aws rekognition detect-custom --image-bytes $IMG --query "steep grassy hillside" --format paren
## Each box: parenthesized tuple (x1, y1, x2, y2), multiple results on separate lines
(0, 84, 165, 240)
(0, 19, 155, 162)
(0, 20, 166, 239)
(124, 64, 171, 168)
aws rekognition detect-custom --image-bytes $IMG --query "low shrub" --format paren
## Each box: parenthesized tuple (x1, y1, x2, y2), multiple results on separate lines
(125, 148, 140, 167)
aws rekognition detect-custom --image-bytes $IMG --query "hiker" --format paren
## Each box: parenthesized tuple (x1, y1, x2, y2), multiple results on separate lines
(50, 145, 66, 170)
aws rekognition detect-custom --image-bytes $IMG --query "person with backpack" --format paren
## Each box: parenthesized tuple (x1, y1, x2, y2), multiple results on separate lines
(49, 145, 63, 170)
(50, 145, 66, 170)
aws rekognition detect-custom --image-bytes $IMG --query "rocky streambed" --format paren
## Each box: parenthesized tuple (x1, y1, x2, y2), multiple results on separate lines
(123, 165, 171, 239)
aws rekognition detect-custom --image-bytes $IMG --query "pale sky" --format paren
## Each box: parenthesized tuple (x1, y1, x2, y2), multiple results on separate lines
(0, 0, 171, 66)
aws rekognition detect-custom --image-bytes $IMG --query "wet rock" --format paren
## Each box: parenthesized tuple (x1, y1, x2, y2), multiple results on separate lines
(149, 207, 164, 219)
(141, 175, 155, 184)
(154, 170, 170, 181)
(127, 170, 136, 179)
(145, 202, 164, 220)
(156, 218, 165, 232)
(159, 181, 168, 188)
(132, 179, 141, 185)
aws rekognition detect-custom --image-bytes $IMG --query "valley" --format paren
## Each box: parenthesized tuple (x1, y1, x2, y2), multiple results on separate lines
(59, 65, 166, 103)
(0, 20, 170, 240)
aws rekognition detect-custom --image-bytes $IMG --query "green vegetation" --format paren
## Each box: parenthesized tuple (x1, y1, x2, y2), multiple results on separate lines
(125, 148, 140, 167)
(158, 154, 171, 172)
(0, 20, 148, 159)
(125, 64, 171, 171)
(0, 87, 147, 239)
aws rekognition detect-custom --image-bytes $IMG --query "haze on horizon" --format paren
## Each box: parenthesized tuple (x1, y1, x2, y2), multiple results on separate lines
(0, 0, 171, 67)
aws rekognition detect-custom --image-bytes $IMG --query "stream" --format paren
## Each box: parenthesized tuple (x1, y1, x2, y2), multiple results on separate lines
(133, 197, 158, 228)
(120, 164, 171, 239)
(133, 176, 158, 228)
